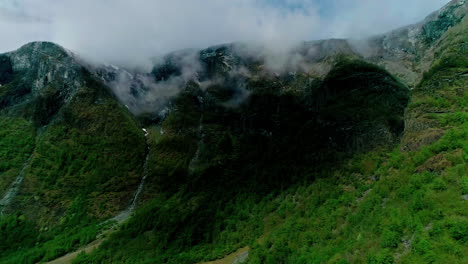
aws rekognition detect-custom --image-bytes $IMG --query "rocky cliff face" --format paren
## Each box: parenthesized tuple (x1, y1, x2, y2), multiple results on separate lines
(104, 0, 465, 106)
(364, 0, 467, 85)
(0, 42, 90, 127)
(3, 42, 84, 104)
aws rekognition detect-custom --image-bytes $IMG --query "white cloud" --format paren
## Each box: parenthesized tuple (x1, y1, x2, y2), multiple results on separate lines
(0, 7, 51, 52)
(0, 0, 450, 69)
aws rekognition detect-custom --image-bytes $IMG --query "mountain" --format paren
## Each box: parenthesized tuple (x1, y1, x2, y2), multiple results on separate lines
(0, 1, 466, 263)
(0, 42, 147, 262)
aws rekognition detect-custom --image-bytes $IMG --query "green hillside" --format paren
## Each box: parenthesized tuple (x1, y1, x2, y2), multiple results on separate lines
(0, 43, 146, 263)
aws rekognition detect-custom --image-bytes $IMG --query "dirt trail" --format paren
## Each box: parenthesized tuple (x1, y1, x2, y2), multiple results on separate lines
(198, 247, 250, 264)
(45, 233, 107, 264)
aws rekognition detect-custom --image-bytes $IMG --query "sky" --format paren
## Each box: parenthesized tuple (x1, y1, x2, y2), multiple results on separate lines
(0, 0, 450, 69)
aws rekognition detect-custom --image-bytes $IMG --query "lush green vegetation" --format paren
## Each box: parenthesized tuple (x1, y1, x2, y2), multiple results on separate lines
(0, 117, 35, 197)
(18, 77, 146, 220)
(0, 199, 102, 264)
(247, 123, 467, 264)
(0, 49, 146, 263)
(0, 55, 13, 85)
(73, 121, 467, 263)
(76, 82, 466, 264)
(71, 56, 413, 264)
(74, 15, 466, 264)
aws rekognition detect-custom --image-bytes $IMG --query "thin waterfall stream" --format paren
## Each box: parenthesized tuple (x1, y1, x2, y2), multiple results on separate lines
(110, 128, 150, 224)
(0, 155, 33, 215)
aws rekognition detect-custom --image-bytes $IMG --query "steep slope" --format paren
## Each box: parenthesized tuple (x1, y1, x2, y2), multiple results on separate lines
(244, 14, 467, 264)
(364, 0, 467, 86)
(71, 56, 409, 264)
(0, 42, 146, 263)
(73, 2, 466, 264)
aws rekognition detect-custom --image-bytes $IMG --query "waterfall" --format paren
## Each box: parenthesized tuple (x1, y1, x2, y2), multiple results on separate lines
(0, 155, 33, 215)
(109, 128, 150, 224)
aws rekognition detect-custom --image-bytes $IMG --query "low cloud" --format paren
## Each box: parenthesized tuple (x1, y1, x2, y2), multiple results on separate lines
(0, 0, 449, 70)
(1, 0, 451, 114)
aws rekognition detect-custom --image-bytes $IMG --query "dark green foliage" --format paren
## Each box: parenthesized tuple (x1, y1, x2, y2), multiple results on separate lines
(447, 219, 468, 243)
(20, 76, 146, 218)
(0, 45, 146, 263)
(31, 85, 65, 126)
(0, 196, 99, 263)
(368, 250, 395, 264)
(0, 220, 100, 264)
(317, 59, 409, 150)
(381, 230, 401, 248)
(73, 58, 412, 264)
(0, 76, 32, 109)
(190, 59, 408, 189)
(0, 214, 38, 255)
(0, 55, 13, 84)
(0, 117, 35, 196)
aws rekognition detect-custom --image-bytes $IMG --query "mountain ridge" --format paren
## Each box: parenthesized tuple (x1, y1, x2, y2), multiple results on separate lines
(88, 0, 465, 116)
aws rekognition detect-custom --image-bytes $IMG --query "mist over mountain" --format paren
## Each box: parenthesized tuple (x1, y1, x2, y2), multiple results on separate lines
(1, 0, 450, 69)
(89, 0, 465, 115)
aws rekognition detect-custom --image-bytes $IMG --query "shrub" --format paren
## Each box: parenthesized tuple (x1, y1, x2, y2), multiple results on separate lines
(381, 230, 400, 248)
(462, 176, 468, 195)
(447, 219, 468, 243)
(431, 178, 447, 191)
(368, 250, 395, 264)
(413, 237, 432, 255)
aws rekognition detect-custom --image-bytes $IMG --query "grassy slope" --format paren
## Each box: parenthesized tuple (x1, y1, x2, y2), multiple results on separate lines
(245, 18, 467, 264)
(19, 76, 146, 222)
(0, 117, 35, 197)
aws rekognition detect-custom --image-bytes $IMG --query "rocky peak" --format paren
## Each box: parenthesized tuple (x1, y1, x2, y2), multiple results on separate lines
(374, 0, 466, 51)
(64, 0, 468, 116)
(355, 0, 467, 86)
(4, 41, 85, 100)
(8, 42, 68, 72)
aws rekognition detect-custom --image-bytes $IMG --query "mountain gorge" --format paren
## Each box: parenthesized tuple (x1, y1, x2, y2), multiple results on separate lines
(0, 0, 467, 263)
